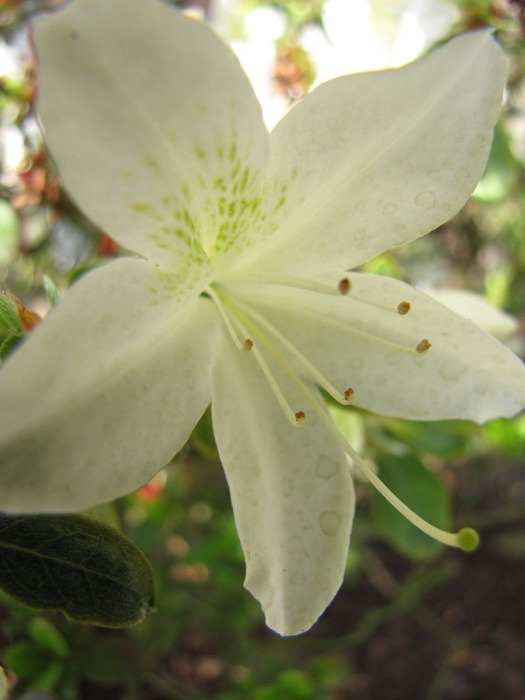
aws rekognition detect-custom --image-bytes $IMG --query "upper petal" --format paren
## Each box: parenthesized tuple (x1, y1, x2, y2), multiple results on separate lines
(0, 259, 219, 513)
(230, 274, 525, 423)
(235, 30, 506, 275)
(34, 0, 269, 267)
(211, 330, 354, 636)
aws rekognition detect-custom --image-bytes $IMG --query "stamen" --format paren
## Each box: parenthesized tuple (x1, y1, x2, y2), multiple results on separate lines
(416, 339, 432, 354)
(212, 288, 305, 428)
(348, 455, 475, 550)
(232, 298, 354, 405)
(338, 278, 351, 295)
(296, 306, 429, 357)
(225, 273, 412, 317)
(221, 273, 344, 297)
(205, 285, 245, 351)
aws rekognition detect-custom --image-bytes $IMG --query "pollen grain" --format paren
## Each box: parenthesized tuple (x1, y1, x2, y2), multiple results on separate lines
(295, 411, 306, 424)
(344, 388, 355, 401)
(416, 339, 432, 354)
(338, 278, 351, 295)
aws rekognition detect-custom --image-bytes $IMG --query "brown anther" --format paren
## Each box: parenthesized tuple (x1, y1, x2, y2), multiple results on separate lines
(295, 411, 306, 424)
(344, 388, 355, 401)
(397, 301, 411, 315)
(416, 339, 432, 354)
(242, 339, 253, 352)
(338, 278, 351, 295)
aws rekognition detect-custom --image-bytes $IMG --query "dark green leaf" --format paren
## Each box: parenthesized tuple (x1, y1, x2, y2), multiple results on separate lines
(0, 514, 155, 627)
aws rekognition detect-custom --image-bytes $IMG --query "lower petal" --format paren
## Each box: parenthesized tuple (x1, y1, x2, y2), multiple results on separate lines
(0, 259, 218, 513)
(211, 331, 355, 636)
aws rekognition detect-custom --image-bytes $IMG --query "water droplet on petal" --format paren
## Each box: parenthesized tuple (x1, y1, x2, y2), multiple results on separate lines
(316, 455, 339, 479)
(415, 191, 436, 209)
(439, 359, 467, 381)
(290, 572, 307, 586)
(382, 202, 398, 215)
(319, 511, 342, 536)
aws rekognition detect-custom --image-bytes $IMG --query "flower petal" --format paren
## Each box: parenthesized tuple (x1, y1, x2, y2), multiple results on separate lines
(210, 331, 355, 636)
(35, 0, 268, 268)
(237, 30, 506, 275)
(0, 259, 218, 513)
(429, 289, 518, 340)
(230, 274, 525, 423)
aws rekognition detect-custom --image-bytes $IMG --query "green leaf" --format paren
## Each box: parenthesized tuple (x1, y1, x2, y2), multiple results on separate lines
(42, 276, 61, 308)
(372, 456, 450, 559)
(473, 124, 519, 203)
(0, 199, 19, 266)
(0, 514, 155, 627)
(4, 642, 56, 679)
(29, 618, 69, 658)
(0, 295, 23, 336)
(75, 638, 141, 684)
(0, 328, 26, 363)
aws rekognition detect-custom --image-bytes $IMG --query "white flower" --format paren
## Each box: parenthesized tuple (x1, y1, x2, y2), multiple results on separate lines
(1, 0, 524, 635)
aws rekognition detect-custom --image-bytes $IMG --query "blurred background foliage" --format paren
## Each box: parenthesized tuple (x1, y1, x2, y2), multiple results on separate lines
(1, 0, 525, 697)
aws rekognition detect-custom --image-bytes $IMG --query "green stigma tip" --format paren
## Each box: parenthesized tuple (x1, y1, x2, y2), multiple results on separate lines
(457, 527, 480, 552)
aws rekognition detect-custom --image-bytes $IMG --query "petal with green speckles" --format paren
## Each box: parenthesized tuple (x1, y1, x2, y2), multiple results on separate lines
(0, 259, 219, 513)
(242, 31, 506, 275)
(35, 0, 269, 268)
(211, 330, 354, 636)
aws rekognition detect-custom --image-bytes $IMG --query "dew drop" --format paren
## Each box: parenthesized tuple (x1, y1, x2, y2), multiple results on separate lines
(316, 455, 339, 480)
(382, 202, 398, 215)
(439, 359, 467, 381)
(415, 191, 436, 209)
(290, 572, 307, 586)
(319, 511, 342, 536)
(302, 483, 314, 498)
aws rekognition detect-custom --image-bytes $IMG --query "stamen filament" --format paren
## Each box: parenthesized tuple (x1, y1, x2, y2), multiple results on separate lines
(291, 371, 472, 550)
(296, 306, 430, 357)
(206, 285, 245, 351)
(219, 273, 344, 297)
(232, 297, 354, 406)
(221, 274, 411, 315)
(212, 287, 305, 427)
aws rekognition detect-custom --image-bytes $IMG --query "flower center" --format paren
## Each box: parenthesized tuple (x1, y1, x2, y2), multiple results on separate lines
(205, 276, 479, 554)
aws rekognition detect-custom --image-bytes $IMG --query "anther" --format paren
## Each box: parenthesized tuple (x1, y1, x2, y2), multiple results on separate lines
(397, 301, 411, 315)
(416, 339, 432, 354)
(338, 278, 351, 295)
(295, 411, 306, 424)
(344, 388, 355, 401)
(242, 338, 253, 352)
